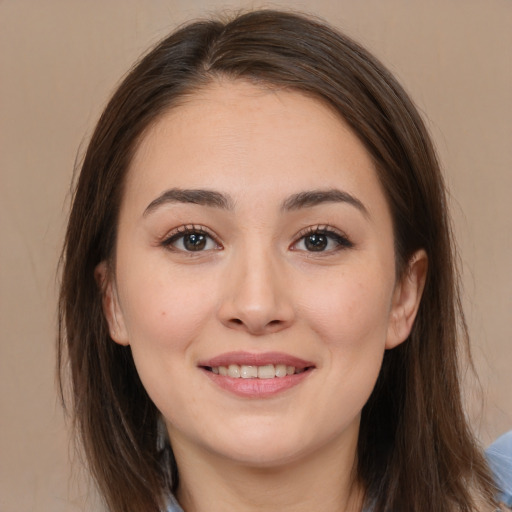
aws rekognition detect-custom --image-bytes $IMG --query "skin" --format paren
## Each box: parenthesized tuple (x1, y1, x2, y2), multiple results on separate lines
(97, 80, 427, 512)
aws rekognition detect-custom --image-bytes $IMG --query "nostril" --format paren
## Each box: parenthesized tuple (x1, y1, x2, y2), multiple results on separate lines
(227, 317, 284, 333)
(223, 308, 293, 334)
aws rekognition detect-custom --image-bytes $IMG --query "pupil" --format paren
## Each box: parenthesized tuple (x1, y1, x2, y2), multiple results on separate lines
(305, 234, 327, 251)
(184, 233, 206, 251)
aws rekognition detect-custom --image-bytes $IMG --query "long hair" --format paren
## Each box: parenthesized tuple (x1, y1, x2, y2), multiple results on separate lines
(58, 10, 497, 512)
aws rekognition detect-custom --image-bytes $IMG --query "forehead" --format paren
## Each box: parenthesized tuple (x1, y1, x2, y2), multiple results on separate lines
(123, 80, 387, 218)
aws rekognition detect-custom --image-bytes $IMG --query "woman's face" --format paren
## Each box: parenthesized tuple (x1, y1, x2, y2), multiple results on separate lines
(99, 81, 425, 468)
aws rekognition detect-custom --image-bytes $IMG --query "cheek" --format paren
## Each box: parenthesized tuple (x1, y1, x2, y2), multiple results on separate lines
(118, 267, 216, 354)
(300, 265, 394, 351)
(116, 269, 218, 417)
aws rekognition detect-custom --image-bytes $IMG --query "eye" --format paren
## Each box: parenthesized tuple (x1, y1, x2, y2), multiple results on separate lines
(162, 226, 220, 252)
(292, 226, 353, 253)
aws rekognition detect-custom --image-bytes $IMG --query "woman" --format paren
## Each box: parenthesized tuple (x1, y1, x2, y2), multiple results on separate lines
(58, 10, 501, 512)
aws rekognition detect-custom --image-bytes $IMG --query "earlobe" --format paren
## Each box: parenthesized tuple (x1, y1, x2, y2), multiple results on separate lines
(386, 249, 428, 349)
(94, 261, 130, 346)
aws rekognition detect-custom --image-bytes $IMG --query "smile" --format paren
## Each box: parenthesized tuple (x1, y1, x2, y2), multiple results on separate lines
(198, 352, 315, 397)
(206, 364, 308, 378)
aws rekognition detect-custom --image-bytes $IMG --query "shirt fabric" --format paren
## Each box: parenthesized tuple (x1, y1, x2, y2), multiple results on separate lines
(486, 430, 512, 507)
(165, 430, 512, 511)
(165, 495, 370, 512)
(166, 494, 183, 512)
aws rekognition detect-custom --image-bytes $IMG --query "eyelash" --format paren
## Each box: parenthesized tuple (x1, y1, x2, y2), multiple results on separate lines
(161, 225, 221, 253)
(160, 224, 354, 254)
(292, 225, 354, 253)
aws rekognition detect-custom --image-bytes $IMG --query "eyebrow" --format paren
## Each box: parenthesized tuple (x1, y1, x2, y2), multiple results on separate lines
(143, 188, 234, 216)
(143, 187, 368, 217)
(281, 189, 368, 216)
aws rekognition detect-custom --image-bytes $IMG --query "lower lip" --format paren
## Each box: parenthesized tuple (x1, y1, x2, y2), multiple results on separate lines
(201, 369, 312, 398)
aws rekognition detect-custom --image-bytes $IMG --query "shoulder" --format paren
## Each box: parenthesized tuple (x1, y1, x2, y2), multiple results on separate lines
(486, 430, 512, 508)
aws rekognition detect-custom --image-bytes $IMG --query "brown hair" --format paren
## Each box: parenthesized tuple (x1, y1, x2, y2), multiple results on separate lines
(58, 10, 497, 512)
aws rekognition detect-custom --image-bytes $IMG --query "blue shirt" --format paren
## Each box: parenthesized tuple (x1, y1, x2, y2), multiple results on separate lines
(486, 430, 512, 507)
(165, 430, 512, 511)
(166, 494, 183, 512)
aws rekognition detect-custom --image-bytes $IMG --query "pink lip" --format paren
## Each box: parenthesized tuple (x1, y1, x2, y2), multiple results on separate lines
(201, 369, 312, 398)
(197, 351, 316, 398)
(198, 351, 314, 369)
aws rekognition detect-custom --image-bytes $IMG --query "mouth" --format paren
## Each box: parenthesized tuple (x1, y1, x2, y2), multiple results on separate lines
(198, 352, 316, 397)
(202, 363, 313, 379)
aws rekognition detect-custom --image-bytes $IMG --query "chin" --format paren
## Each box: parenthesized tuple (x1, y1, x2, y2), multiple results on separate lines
(203, 422, 325, 468)
(220, 442, 308, 468)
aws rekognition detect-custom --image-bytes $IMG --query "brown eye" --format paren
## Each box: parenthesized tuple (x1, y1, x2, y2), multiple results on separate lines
(182, 233, 207, 251)
(163, 227, 219, 252)
(304, 233, 328, 251)
(292, 227, 354, 253)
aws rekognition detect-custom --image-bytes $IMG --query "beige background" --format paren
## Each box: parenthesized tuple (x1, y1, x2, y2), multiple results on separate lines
(1, 0, 510, 510)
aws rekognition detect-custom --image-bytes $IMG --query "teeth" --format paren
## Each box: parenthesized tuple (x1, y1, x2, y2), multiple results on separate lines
(228, 364, 240, 378)
(258, 364, 275, 379)
(211, 364, 304, 378)
(275, 364, 287, 378)
(240, 365, 258, 378)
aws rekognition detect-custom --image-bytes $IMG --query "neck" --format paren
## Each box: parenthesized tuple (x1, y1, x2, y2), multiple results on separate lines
(171, 430, 364, 512)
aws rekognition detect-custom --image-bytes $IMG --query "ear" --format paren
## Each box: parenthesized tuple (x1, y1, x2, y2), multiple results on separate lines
(386, 249, 428, 349)
(94, 261, 130, 346)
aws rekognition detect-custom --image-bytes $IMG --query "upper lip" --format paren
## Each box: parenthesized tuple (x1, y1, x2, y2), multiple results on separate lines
(198, 351, 315, 369)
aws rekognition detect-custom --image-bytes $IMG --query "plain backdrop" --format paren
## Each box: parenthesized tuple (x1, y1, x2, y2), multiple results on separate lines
(1, 0, 511, 510)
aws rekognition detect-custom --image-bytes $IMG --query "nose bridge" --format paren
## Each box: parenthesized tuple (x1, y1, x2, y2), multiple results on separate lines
(219, 240, 293, 334)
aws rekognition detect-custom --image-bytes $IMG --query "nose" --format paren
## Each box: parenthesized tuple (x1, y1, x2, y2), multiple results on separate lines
(217, 247, 295, 336)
